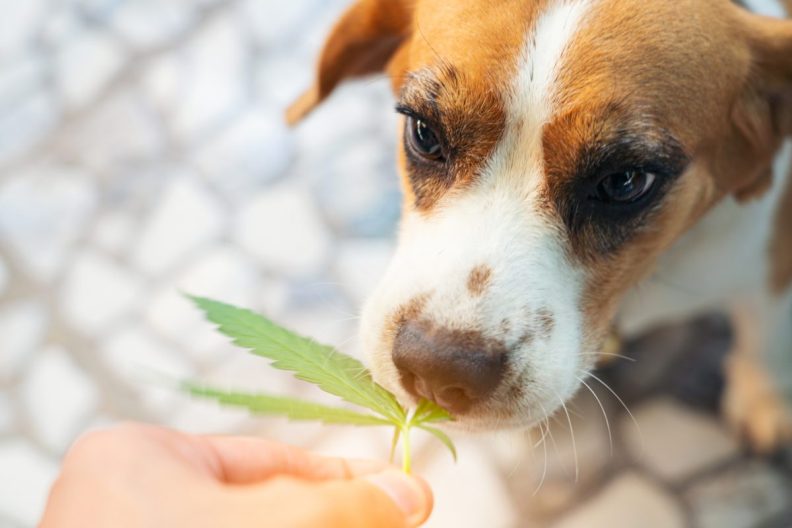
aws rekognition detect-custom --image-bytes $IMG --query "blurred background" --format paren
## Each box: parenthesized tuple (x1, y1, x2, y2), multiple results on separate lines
(0, 1, 790, 527)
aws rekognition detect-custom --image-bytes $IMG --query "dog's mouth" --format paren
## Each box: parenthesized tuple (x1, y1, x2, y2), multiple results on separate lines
(379, 366, 576, 433)
(413, 397, 561, 433)
(365, 321, 593, 434)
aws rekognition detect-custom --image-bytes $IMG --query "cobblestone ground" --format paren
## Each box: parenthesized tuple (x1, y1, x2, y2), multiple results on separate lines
(1, 1, 791, 527)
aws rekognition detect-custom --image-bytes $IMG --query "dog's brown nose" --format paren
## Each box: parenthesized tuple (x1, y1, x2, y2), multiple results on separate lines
(392, 320, 507, 414)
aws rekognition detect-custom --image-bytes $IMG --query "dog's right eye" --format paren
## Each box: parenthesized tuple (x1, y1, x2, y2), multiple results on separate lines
(406, 117, 445, 162)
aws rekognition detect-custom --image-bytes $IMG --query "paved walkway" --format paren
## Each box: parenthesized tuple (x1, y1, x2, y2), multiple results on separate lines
(0, 1, 790, 527)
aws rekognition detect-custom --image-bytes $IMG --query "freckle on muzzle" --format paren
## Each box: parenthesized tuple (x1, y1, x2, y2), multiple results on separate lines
(392, 319, 508, 414)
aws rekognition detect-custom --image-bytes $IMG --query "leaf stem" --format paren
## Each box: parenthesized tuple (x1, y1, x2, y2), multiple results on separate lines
(389, 427, 401, 464)
(401, 425, 412, 474)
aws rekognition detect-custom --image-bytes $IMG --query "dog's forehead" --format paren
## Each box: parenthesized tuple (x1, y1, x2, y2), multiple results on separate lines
(396, 0, 596, 210)
(404, 0, 745, 130)
(392, 0, 752, 215)
(555, 0, 749, 135)
(408, 0, 545, 80)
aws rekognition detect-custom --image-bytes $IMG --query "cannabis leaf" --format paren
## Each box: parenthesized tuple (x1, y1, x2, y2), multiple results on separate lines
(183, 384, 392, 426)
(189, 296, 405, 423)
(184, 295, 455, 473)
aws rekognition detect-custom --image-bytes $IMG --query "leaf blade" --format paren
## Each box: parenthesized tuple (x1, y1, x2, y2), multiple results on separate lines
(413, 399, 453, 425)
(416, 424, 458, 462)
(188, 295, 405, 423)
(184, 383, 393, 427)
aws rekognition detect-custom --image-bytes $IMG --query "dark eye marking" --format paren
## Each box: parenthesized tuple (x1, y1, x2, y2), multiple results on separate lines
(394, 104, 455, 210)
(554, 128, 691, 256)
(394, 66, 507, 211)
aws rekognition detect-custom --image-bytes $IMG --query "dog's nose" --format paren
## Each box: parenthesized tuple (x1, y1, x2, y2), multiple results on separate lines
(392, 320, 507, 414)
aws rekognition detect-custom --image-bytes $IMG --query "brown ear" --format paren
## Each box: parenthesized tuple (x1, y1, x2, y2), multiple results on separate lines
(285, 0, 412, 125)
(749, 15, 792, 78)
(728, 13, 792, 200)
(745, 14, 792, 133)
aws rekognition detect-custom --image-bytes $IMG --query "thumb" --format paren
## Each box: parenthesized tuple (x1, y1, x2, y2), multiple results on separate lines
(362, 470, 433, 527)
(269, 469, 433, 528)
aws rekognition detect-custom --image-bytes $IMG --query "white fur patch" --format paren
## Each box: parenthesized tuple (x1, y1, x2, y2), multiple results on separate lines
(360, 0, 595, 428)
(512, 0, 595, 127)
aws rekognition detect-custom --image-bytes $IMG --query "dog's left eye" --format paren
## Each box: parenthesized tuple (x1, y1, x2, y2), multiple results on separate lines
(406, 117, 444, 162)
(594, 170, 657, 204)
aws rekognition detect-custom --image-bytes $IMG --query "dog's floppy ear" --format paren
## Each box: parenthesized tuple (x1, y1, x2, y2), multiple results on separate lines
(747, 14, 792, 121)
(285, 0, 412, 125)
(729, 13, 792, 200)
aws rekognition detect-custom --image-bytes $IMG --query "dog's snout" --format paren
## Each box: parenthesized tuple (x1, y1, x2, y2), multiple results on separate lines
(392, 320, 507, 414)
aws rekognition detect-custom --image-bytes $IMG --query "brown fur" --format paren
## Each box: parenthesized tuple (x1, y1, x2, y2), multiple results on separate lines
(467, 264, 493, 296)
(391, 294, 429, 329)
(386, 0, 546, 211)
(536, 308, 556, 340)
(293, 0, 792, 359)
(542, 0, 792, 344)
(394, 66, 506, 210)
(293, 0, 555, 211)
(768, 6, 792, 295)
(286, 0, 412, 124)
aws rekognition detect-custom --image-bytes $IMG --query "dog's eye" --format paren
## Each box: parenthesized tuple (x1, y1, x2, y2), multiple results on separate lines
(407, 117, 444, 162)
(594, 170, 657, 204)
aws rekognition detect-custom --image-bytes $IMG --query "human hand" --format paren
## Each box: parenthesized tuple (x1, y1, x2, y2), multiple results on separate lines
(40, 424, 433, 528)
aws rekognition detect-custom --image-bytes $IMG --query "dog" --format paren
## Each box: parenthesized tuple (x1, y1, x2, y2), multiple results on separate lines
(287, 0, 792, 453)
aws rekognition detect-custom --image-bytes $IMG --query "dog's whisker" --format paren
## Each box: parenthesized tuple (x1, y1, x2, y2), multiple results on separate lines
(505, 431, 528, 478)
(532, 419, 550, 496)
(577, 376, 613, 457)
(561, 399, 583, 420)
(587, 371, 645, 453)
(532, 418, 551, 448)
(333, 314, 363, 324)
(416, 21, 453, 72)
(552, 391, 580, 483)
(646, 272, 706, 298)
(581, 352, 637, 363)
(334, 334, 360, 350)
(545, 417, 571, 479)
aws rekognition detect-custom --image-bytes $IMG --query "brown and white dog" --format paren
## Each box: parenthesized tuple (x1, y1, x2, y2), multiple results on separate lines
(288, 0, 792, 452)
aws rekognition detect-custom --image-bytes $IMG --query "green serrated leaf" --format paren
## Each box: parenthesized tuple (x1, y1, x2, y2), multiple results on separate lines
(413, 399, 453, 425)
(188, 296, 405, 423)
(184, 295, 459, 474)
(416, 424, 457, 462)
(185, 383, 393, 426)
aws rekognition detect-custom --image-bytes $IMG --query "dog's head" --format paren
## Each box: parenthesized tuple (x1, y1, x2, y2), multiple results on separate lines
(289, 0, 792, 429)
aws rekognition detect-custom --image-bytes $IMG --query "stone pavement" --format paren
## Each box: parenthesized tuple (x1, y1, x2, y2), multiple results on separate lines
(0, 1, 790, 527)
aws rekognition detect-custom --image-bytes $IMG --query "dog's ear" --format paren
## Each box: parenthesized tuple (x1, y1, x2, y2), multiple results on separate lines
(729, 13, 792, 200)
(285, 0, 412, 125)
(747, 14, 792, 130)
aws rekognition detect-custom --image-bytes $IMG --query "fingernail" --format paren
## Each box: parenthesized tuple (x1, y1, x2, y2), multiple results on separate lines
(365, 469, 430, 524)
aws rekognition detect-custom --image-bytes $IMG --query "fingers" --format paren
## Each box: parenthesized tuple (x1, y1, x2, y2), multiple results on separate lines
(363, 470, 434, 527)
(254, 470, 433, 528)
(68, 424, 386, 484)
(197, 434, 388, 483)
(54, 425, 435, 528)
